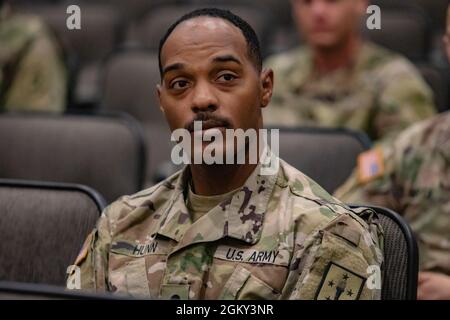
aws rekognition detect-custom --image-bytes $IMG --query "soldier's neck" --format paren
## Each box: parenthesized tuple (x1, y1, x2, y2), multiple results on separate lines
(189, 162, 257, 196)
(312, 35, 362, 75)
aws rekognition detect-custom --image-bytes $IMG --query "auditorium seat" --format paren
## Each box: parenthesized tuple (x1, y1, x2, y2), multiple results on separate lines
(0, 179, 105, 285)
(0, 112, 146, 202)
(414, 0, 448, 32)
(417, 64, 449, 112)
(99, 49, 173, 185)
(364, 8, 430, 61)
(270, 127, 372, 193)
(349, 204, 419, 300)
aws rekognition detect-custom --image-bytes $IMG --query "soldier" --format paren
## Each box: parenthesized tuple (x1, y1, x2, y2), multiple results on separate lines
(0, 0, 67, 112)
(66, 8, 383, 300)
(335, 4, 450, 300)
(264, 0, 435, 142)
(335, 111, 450, 272)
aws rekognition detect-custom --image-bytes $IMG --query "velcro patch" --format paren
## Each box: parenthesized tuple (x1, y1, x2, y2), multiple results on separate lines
(357, 147, 385, 184)
(330, 224, 361, 247)
(315, 262, 366, 300)
(111, 239, 170, 257)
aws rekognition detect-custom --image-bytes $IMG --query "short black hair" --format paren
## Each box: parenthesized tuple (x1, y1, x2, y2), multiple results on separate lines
(158, 7, 262, 77)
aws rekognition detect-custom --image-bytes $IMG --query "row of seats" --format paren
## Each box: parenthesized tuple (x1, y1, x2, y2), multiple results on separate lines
(0, 178, 418, 299)
(0, 112, 373, 202)
(15, 1, 448, 62)
(0, 179, 104, 285)
(14, 0, 450, 33)
(12, 1, 450, 107)
(0, 112, 146, 202)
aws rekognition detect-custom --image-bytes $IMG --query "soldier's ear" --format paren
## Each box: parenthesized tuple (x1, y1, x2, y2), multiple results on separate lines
(156, 84, 165, 114)
(260, 68, 274, 109)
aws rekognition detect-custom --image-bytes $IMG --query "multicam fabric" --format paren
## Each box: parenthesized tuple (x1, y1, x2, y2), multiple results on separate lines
(68, 151, 383, 300)
(335, 111, 450, 274)
(0, 8, 66, 112)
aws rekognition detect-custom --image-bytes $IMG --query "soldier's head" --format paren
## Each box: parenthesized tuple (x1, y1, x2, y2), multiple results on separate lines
(291, 0, 368, 50)
(157, 8, 273, 157)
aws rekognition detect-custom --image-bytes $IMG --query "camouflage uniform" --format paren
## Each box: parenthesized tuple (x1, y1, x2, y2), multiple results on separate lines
(335, 111, 450, 275)
(67, 152, 384, 300)
(0, 7, 66, 112)
(264, 42, 435, 141)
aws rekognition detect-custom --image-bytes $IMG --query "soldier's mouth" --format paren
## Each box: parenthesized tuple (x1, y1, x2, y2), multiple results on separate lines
(188, 120, 229, 133)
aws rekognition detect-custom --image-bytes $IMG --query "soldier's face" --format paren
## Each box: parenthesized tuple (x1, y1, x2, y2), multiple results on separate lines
(291, 0, 367, 49)
(158, 17, 273, 156)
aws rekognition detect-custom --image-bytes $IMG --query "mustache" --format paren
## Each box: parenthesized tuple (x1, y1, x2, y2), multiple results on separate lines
(185, 112, 232, 132)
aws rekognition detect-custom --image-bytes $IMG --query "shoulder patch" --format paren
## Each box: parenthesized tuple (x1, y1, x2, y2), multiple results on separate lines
(357, 147, 385, 184)
(315, 262, 366, 300)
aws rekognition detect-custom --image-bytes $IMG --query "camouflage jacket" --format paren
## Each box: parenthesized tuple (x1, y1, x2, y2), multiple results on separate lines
(0, 7, 66, 112)
(335, 111, 450, 274)
(264, 42, 435, 141)
(67, 155, 384, 300)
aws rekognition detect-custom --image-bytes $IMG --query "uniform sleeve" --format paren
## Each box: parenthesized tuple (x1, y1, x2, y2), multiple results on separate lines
(66, 206, 112, 292)
(286, 213, 383, 300)
(4, 27, 67, 112)
(333, 119, 430, 212)
(373, 58, 435, 140)
(333, 143, 399, 210)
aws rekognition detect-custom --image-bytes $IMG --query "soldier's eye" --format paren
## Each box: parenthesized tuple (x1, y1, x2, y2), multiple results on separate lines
(217, 73, 237, 83)
(171, 80, 189, 90)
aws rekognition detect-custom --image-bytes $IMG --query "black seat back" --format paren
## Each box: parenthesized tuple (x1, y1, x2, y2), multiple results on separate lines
(350, 204, 419, 300)
(0, 179, 105, 286)
(271, 127, 371, 193)
(0, 112, 146, 202)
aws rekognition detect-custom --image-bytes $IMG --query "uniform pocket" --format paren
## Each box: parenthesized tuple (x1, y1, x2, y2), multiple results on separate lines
(219, 265, 281, 300)
(109, 254, 151, 298)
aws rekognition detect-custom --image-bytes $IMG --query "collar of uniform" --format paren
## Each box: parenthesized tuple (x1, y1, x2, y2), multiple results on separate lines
(152, 166, 193, 242)
(155, 148, 280, 250)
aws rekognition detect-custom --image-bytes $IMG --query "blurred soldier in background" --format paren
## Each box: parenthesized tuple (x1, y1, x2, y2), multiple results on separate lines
(264, 0, 435, 142)
(0, 0, 67, 112)
(335, 4, 450, 300)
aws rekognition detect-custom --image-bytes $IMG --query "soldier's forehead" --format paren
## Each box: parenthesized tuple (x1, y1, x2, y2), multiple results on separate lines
(161, 17, 247, 62)
(180, 17, 235, 32)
